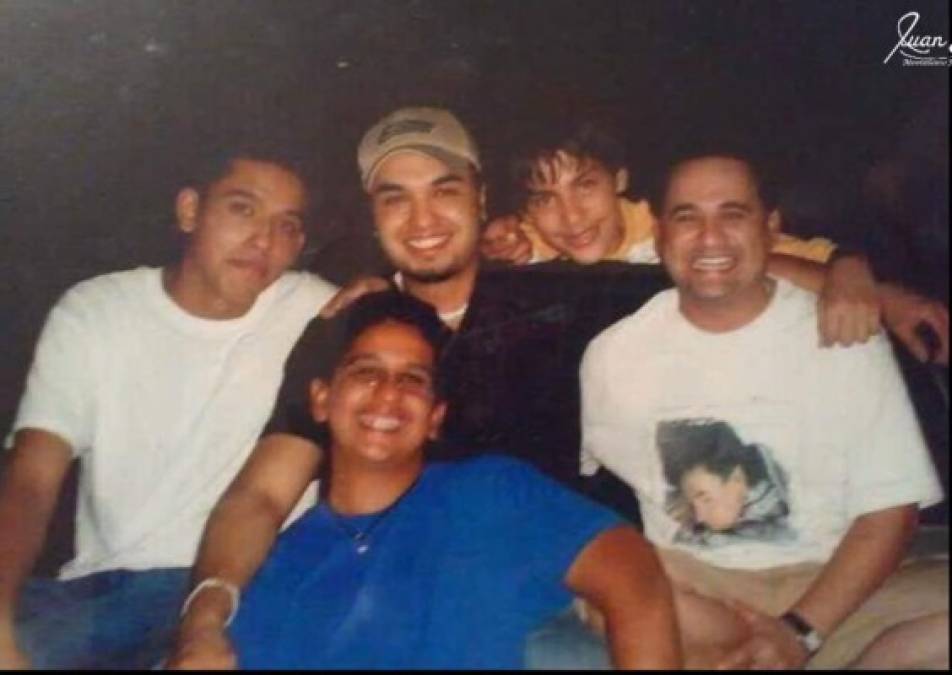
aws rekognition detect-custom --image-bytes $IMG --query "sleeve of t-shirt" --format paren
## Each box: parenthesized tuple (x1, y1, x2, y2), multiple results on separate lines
(7, 286, 96, 457)
(842, 335, 944, 517)
(579, 336, 609, 477)
(259, 315, 338, 444)
(458, 455, 623, 587)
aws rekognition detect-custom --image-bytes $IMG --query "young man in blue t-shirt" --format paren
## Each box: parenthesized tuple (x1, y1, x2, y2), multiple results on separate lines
(221, 291, 680, 669)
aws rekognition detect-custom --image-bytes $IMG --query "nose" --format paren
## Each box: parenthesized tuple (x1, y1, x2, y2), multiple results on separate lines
(559, 195, 585, 232)
(409, 195, 436, 232)
(250, 219, 275, 251)
(371, 374, 401, 404)
(698, 217, 727, 246)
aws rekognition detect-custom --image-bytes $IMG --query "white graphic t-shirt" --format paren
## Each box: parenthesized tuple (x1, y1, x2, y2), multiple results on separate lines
(581, 280, 943, 570)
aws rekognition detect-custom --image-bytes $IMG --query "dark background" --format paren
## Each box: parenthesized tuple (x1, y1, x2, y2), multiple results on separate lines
(2, 1, 949, 540)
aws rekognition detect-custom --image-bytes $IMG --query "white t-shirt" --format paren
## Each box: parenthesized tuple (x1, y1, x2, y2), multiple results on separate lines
(9, 267, 336, 579)
(581, 280, 943, 570)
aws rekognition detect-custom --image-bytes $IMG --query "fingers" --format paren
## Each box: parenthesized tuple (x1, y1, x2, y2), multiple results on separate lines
(480, 216, 532, 264)
(818, 297, 882, 348)
(319, 277, 389, 319)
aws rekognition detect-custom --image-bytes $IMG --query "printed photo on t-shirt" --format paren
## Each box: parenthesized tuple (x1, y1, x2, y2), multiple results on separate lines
(657, 418, 795, 548)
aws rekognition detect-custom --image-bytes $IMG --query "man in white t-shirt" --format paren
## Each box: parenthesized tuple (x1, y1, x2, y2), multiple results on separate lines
(0, 144, 337, 669)
(581, 152, 948, 669)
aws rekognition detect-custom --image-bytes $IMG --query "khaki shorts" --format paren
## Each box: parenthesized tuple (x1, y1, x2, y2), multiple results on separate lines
(658, 544, 949, 669)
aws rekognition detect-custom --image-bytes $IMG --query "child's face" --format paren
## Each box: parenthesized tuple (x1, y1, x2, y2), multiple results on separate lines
(681, 466, 748, 531)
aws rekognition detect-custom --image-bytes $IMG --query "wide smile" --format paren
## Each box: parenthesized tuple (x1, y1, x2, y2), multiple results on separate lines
(562, 227, 598, 250)
(358, 413, 403, 433)
(405, 233, 452, 253)
(690, 254, 737, 273)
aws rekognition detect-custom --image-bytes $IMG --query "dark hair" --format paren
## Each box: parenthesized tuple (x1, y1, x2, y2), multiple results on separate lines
(647, 146, 780, 217)
(508, 115, 628, 212)
(184, 137, 318, 216)
(313, 290, 452, 398)
(660, 419, 768, 489)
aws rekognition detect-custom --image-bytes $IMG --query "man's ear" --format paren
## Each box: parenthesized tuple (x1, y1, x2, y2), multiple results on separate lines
(309, 378, 331, 423)
(614, 168, 629, 195)
(427, 401, 448, 440)
(175, 187, 201, 234)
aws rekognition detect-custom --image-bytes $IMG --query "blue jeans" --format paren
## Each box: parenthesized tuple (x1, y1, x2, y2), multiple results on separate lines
(525, 606, 611, 670)
(15, 568, 190, 670)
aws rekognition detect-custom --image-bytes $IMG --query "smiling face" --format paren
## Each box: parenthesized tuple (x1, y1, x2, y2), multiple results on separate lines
(174, 158, 307, 318)
(655, 156, 779, 329)
(311, 320, 446, 471)
(368, 151, 483, 284)
(524, 151, 627, 264)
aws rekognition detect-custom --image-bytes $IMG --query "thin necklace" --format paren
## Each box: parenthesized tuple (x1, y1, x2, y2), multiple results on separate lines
(326, 473, 422, 555)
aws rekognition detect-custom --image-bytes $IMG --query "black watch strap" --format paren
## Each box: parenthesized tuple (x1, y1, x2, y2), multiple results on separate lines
(780, 611, 823, 655)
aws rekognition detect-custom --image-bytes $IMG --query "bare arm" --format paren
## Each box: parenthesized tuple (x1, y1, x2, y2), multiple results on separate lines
(167, 433, 322, 669)
(565, 525, 681, 669)
(0, 429, 73, 668)
(719, 504, 917, 669)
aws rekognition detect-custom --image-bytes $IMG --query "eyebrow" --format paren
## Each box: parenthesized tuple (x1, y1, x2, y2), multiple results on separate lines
(339, 353, 434, 376)
(372, 172, 465, 196)
(219, 188, 305, 220)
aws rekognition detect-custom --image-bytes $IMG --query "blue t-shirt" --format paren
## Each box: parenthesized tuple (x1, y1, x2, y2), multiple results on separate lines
(230, 455, 621, 669)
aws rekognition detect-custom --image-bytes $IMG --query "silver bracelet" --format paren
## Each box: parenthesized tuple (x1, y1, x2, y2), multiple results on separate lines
(180, 577, 241, 627)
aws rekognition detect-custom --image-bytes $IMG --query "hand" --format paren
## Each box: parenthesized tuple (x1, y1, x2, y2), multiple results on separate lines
(319, 276, 391, 319)
(716, 603, 809, 670)
(818, 254, 881, 347)
(480, 215, 533, 264)
(166, 624, 237, 670)
(879, 284, 950, 365)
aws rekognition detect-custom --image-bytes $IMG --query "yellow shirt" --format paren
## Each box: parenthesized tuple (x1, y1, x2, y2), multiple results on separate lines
(520, 197, 836, 264)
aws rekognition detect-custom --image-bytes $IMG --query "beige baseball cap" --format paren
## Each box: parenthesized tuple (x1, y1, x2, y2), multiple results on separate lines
(357, 107, 481, 190)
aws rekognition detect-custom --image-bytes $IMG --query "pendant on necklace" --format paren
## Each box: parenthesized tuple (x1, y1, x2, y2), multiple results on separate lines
(354, 532, 370, 555)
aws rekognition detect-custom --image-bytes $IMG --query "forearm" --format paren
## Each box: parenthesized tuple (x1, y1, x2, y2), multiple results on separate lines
(181, 434, 321, 630)
(0, 433, 72, 627)
(766, 253, 828, 293)
(568, 527, 681, 668)
(0, 476, 58, 623)
(790, 505, 917, 637)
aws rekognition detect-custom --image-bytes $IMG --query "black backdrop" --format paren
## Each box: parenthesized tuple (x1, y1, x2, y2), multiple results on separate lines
(3, 0, 949, 440)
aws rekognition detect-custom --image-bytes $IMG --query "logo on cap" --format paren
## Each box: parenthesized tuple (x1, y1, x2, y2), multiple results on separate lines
(377, 120, 436, 145)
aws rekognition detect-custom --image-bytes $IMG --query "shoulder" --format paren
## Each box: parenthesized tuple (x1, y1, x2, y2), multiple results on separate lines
(55, 266, 159, 319)
(584, 287, 679, 364)
(270, 271, 338, 307)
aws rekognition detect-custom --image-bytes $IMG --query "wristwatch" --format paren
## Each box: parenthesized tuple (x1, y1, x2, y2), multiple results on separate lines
(780, 611, 823, 655)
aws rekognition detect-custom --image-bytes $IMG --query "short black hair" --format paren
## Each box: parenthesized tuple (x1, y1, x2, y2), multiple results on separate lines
(508, 115, 628, 212)
(183, 137, 318, 215)
(313, 290, 452, 398)
(647, 146, 780, 217)
(660, 419, 768, 488)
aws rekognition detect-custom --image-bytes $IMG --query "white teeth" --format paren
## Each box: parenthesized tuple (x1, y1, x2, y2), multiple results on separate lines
(360, 415, 401, 431)
(693, 256, 733, 270)
(407, 235, 449, 251)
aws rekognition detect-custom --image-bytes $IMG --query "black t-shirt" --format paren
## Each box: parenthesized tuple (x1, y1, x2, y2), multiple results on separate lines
(264, 261, 670, 517)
